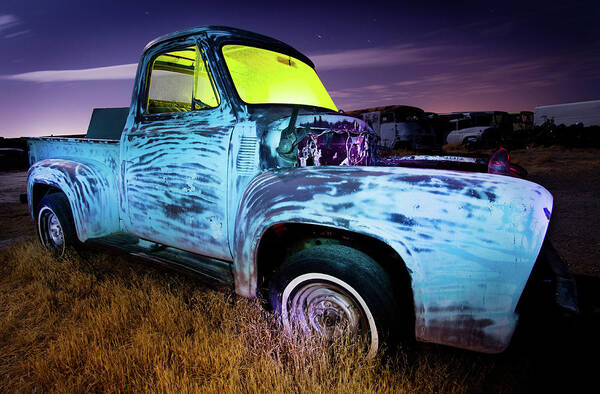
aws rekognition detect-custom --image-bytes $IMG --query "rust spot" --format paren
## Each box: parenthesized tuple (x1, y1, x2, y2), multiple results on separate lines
(390, 213, 416, 226)
(413, 247, 433, 253)
(465, 188, 481, 199)
(418, 316, 507, 353)
(485, 191, 497, 202)
(163, 204, 187, 219)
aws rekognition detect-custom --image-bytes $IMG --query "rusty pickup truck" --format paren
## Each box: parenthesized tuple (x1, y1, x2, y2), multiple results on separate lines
(27, 26, 558, 357)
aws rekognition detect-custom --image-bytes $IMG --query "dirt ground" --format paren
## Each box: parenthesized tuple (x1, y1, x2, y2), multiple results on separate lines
(0, 171, 34, 250)
(510, 147, 600, 277)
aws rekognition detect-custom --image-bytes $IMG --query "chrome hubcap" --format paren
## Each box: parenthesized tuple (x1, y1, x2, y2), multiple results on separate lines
(287, 281, 368, 341)
(48, 213, 64, 247)
(281, 273, 379, 358)
(38, 207, 65, 255)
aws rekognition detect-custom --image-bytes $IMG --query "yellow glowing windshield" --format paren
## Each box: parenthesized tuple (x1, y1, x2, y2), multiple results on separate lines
(222, 44, 337, 111)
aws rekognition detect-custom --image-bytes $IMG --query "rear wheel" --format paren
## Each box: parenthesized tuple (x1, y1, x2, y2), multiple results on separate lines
(36, 193, 76, 257)
(269, 245, 399, 358)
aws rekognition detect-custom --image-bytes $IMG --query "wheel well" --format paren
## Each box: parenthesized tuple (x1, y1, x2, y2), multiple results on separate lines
(256, 223, 415, 331)
(32, 183, 62, 216)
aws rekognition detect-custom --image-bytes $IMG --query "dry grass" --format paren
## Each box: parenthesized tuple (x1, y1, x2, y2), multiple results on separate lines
(0, 240, 498, 393)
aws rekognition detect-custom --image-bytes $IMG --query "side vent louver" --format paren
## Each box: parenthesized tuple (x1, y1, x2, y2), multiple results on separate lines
(236, 136, 259, 176)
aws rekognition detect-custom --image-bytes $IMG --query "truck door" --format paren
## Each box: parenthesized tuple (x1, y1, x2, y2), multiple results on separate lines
(123, 42, 235, 261)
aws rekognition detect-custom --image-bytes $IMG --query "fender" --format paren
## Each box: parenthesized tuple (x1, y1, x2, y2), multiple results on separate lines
(233, 165, 553, 353)
(27, 159, 120, 241)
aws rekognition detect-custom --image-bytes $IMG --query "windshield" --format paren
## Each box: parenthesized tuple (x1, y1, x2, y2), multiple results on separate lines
(222, 44, 337, 111)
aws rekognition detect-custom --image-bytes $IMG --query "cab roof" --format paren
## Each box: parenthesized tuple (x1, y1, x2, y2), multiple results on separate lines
(143, 25, 315, 68)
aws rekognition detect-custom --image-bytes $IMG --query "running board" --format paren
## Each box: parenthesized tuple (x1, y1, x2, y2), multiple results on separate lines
(88, 233, 234, 287)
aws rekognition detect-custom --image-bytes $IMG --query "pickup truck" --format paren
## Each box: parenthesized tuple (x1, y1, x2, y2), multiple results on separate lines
(27, 26, 559, 357)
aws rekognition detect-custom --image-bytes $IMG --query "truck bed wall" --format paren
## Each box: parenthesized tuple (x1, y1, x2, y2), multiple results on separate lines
(28, 137, 120, 173)
(27, 137, 121, 240)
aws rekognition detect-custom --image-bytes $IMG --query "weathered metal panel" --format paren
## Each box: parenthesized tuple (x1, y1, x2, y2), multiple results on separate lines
(234, 166, 552, 352)
(26, 138, 120, 241)
(118, 33, 239, 261)
(27, 137, 120, 173)
(227, 121, 261, 258)
(122, 109, 236, 261)
(27, 158, 120, 241)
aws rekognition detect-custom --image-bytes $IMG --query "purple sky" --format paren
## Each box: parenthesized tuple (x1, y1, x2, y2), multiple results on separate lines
(1, 0, 599, 137)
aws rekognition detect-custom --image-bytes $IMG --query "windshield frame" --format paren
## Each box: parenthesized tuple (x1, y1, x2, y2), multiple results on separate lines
(219, 41, 338, 113)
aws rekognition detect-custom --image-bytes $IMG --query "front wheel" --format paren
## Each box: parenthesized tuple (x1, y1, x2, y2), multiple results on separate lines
(269, 245, 399, 358)
(36, 193, 77, 257)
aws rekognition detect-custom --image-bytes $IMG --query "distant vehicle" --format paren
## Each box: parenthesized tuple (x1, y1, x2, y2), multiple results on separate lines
(446, 111, 512, 147)
(510, 111, 534, 131)
(534, 100, 600, 127)
(348, 105, 437, 150)
(0, 148, 26, 170)
(0, 137, 29, 170)
(427, 112, 465, 145)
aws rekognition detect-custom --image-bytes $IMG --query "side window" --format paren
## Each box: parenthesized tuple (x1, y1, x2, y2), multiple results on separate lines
(146, 46, 220, 114)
